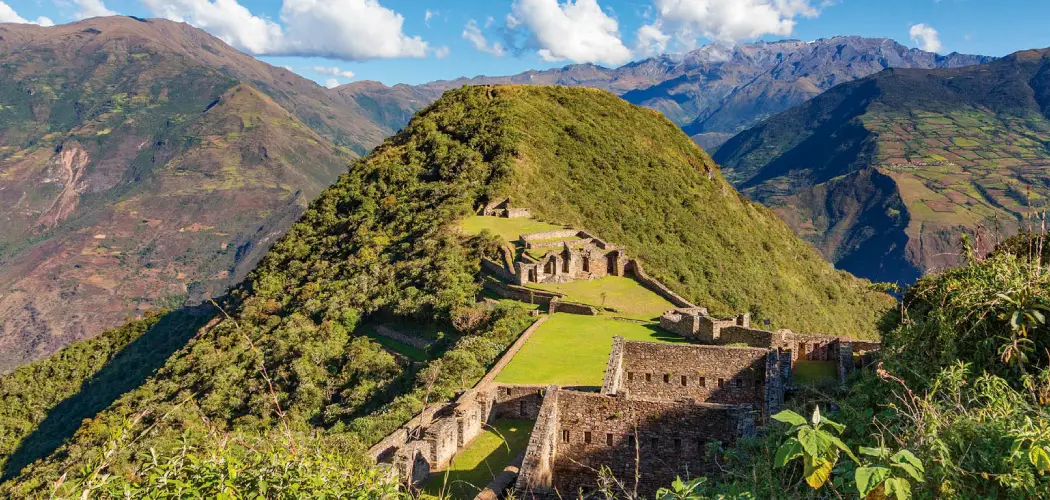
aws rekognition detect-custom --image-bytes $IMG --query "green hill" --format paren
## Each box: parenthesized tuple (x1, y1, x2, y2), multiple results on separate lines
(714, 48, 1050, 285)
(0, 86, 891, 495)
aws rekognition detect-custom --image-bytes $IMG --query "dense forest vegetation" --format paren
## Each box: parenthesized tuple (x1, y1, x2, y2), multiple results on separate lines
(0, 86, 893, 497)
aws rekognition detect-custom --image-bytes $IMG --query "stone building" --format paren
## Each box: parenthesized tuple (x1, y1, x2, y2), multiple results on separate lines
(659, 307, 881, 383)
(515, 387, 755, 498)
(481, 198, 532, 218)
(513, 338, 790, 499)
(511, 230, 626, 285)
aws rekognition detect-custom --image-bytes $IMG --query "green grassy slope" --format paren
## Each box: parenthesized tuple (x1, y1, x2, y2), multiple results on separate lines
(0, 86, 890, 495)
(484, 86, 892, 335)
(714, 48, 1050, 285)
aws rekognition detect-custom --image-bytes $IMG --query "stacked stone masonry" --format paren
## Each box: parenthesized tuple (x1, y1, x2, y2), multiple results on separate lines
(658, 307, 880, 383)
(514, 389, 756, 498)
(481, 198, 532, 219)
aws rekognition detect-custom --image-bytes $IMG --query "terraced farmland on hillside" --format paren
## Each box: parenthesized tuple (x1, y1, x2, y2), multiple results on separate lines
(865, 108, 1050, 222)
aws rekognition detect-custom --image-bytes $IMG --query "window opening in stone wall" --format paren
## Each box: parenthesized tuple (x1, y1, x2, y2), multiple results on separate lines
(718, 378, 725, 388)
(607, 433, 614, 446)
(585, 431, 592, 444)
(699, 377, 706, 387)
(628, 371, 634, 381)
(645, 373, 652, 382)
(505, 387, 512, 395)
(562, 429, 569, 442)
(650, 437, 659, 448)
(582, 257, 590, 272)
(627, 435, 635, 447)
(681, 375, 688, 386)
(674, 438, 682, 452)
(663, 373, 670, 383)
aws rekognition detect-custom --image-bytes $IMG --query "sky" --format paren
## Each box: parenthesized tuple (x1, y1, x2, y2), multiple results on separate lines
(2, 0, 1050, 88)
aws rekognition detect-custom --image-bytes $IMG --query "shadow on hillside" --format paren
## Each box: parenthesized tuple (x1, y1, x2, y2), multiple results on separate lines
(1, 305, 215, 481)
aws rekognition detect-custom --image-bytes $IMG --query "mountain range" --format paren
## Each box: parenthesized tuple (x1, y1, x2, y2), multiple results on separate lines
(0, 16, 994, 372)
(715, 48, 1050, 284)
(348, 37, 992, 149)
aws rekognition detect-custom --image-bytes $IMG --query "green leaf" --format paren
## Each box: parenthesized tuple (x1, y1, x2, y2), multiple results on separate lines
(821, 417, 846, 434)
(859, 446, 889, 458)
(891, 449, 925, 475)
(825, 434, 860, 463)
(774, 438, 804, 468)
(890, 463, 924, 483)
(1032, 310, 1045, 324)
(1029, 446, 1050, 473)
(855, 466, 891, 498)
(1011, 310, 1021, 329)
(803, 454, 834, 489)
(883, 477, 912, 500)
(771, 410, 808, 427)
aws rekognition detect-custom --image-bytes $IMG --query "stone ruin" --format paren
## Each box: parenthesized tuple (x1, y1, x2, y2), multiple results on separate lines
(512, 337, 791, 499)
(511, 229, 626, 286)
(369, 211, 882, 498)
(480, 198, 532, 219)
(659, 307, 881, 383)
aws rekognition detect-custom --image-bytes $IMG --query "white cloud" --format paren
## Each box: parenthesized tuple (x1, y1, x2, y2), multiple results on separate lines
(650, 0, 823, 46)
(424, 9, 436, 26)
(141, 0, 429, 61)
(0, 1, 54, 25)
(324, 78, 340, 89)
(635, 22, 670, 56)
(141, 0, 284, 54)
(510, 0, 632, 65)
(71, 0, 117, 19)
(314, 66, 355, 78)
(909, 23, 942, 53)
(463, 18, 505, 56)
(434, 45, 450, 58)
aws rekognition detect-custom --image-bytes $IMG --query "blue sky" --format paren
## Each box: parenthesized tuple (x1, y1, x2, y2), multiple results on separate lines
(3, 0, 1050, 87)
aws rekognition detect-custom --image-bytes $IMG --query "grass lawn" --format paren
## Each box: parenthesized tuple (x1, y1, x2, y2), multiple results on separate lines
(364, 334, 429, 362)
(793, 361, 838, 385)
(494, 313, 686, 387)
(422, 419, 535, 500)
(527, 276, 675, 320)
(458, 216, 563, 243)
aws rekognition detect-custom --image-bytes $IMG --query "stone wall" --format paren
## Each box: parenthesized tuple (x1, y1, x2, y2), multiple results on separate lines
(516, 385, 561, 493)
(549, 299, 599, 315)
(521, 229, 586, 243)
(625, 260, 697, 308)
(481, 258, 517, 283)
(600, 336, 626, 395)
(717, 324, 775, 346)
(482, 280, 561, 306)
(373, 324, 432, 350)
(517, 389, 754, 498)
(491, 385, 547, 420)
(616, 341, 770, 406)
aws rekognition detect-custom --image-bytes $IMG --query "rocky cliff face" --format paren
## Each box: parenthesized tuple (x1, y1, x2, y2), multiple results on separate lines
(0, 18, 354, 371)
(715, 49, 1050, 284)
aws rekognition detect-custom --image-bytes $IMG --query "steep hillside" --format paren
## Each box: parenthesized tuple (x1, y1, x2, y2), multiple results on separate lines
(352, 37, 991, 149)
(0, 86, 892, 495)
(715, 48, 1050, 284)
(0, 18, 355, 372)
